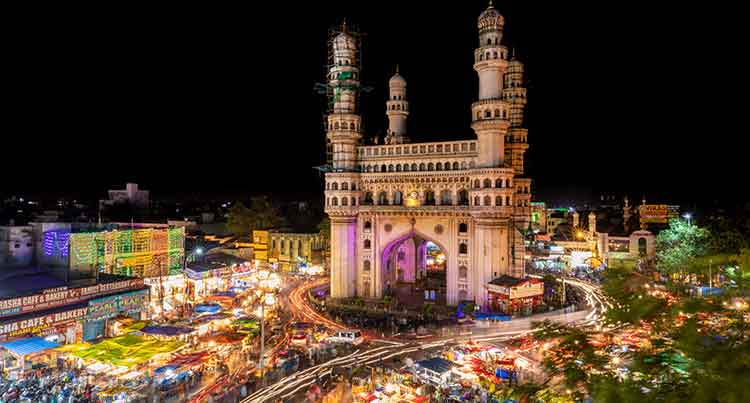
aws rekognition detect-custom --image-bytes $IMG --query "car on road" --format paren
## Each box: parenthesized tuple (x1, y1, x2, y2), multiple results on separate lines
(291, 332, 310, 347)
(325, 329, 364, 345)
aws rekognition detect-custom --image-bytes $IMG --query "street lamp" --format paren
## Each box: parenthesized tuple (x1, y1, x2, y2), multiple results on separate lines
(256, 287, 276, 386)
(683, 213, 692, 226)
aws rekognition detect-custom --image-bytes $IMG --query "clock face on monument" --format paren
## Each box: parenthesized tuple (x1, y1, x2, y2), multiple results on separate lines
(406, 191, 420, 207)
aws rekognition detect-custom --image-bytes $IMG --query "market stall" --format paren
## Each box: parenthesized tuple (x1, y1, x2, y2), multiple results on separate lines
(0, 336, 60, 375)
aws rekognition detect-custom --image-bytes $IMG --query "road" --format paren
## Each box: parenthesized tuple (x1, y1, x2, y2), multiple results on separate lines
(242, 275, 610, 403)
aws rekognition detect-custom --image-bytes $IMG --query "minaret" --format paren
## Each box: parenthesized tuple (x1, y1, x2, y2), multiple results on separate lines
(502, 54, 529, 175)
(386, 65, 409, 144)
(572, 211, 580, 228)
(325, 22, 362, 299)
(326, 23, 362, 172)
(623, 196, 631, 233)
(588, 211, 597, 234)
(471, 1, 510, 168)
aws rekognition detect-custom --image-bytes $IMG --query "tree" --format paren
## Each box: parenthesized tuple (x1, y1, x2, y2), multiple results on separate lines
(226, 197, 283, 236)
(227, 202, 253, 235)
(656, 219, 710, 276)
(317, 216, 331, 240)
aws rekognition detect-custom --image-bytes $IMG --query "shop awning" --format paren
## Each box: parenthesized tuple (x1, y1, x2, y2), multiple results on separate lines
(193, 303, 222, 314)
(0, 336, 60, 356)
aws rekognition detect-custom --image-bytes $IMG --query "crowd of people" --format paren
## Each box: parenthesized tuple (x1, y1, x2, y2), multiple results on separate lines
(1, 366, 95, 403)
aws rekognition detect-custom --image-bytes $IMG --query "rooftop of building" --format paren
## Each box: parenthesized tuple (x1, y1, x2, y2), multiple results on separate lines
(0, 268, 139, 299)
(488, 275, 541, 288)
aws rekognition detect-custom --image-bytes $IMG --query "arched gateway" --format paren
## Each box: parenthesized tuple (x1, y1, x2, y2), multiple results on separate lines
(381, 231, 447, 305)
(324, 3, 532, 309)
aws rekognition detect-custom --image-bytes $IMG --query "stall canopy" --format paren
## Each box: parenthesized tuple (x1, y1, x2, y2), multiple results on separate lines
(193, 303, 222, 315)
(0, 337, 60, 356)
(140, 325, 195, 337)
(56, 334, 184, 367)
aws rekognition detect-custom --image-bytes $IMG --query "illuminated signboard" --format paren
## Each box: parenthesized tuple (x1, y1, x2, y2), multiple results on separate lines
(0, 307, 88, 340)
(639, 204, 679, 224)
(0, 278, 145, 318)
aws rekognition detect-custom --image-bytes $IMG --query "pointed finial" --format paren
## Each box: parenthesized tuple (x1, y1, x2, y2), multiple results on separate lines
(488, 0, 494, 8)
(396, 64, 399, 74)
(342, 18, 347, 33)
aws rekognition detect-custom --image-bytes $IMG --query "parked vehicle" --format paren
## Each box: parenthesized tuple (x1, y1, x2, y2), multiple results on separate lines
(326, 329, 364, 345)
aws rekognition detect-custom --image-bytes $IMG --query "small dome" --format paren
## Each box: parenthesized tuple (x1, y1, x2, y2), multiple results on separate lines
(478, 3, 504, 29)
(333, 32, 355, 50)
(389, 72, 406, 87)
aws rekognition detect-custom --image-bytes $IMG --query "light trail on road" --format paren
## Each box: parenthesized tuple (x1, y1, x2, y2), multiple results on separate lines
(243, 275, 612, 402)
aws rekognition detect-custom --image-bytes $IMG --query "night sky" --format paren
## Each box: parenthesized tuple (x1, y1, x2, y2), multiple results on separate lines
(5, 1, 742, 206)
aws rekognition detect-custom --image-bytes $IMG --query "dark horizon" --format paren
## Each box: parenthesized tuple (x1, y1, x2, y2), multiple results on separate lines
(4, 1, 743, 207)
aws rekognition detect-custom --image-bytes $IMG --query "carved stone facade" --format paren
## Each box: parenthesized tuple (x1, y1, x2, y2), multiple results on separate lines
(324, 3, 531, 308)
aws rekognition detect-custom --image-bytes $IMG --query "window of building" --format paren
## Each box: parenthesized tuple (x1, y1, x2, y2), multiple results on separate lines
(459, 243, 468, 254)
(483, 178, 491, 188)
(495, 179, 502, 188)
(484, 196, 491, 206)
(459, 223, 468, 233)
(364, 221, 372, 232)
(364, 239, 371, 249)
(459, 266, 468, 279)
(496, 196, 503, 206)
(363, 260, 371, 271)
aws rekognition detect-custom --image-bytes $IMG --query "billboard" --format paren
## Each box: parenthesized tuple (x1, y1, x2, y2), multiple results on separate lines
(639, 204, 679, 225)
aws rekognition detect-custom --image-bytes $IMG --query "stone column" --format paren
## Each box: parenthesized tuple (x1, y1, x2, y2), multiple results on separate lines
(472, 217, 508, 309)
(330, 215, 357, 298)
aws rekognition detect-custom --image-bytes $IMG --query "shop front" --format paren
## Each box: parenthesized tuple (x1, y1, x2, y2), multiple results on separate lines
(485, 276, 544, 315)
(184, 266, 232, 301)
(83, 289, 149, 341)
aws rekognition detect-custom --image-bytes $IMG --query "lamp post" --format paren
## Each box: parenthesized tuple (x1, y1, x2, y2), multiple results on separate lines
(683, 213, 692, 226)
(256, 287, 275, 387)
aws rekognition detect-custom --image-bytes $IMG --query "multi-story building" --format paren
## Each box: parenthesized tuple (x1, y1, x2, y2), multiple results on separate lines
(324, 3, 532, 308)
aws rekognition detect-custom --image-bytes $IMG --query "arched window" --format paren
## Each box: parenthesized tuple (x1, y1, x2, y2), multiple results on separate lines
(474, 196, 480, 206)
(505, 179, 510, 187)
(505, 196, 510, 205)
(473, 179, 480, 188)
(494, 37, 499, 45)
(441, 190, 452, 205)
(364, 221, 372, 232)
(366, 166, 372, 173)
(484, 196, 491, 206)
(485, 52, 490, 60)
(351, 183, 357, 191)
(459, 223, 468, 233)
(393, 191, 403, 205)
(494, 109, 500, 117)
(334, 122, 340, 129)
(459, 266, 468, 279)
(341, 197, 348, 206)
(350, 122, 355, 130)
(326, 182, 330, 190)
(487, 38, 492, 45)
(364, 192, 373, 205)
(483, 178, 492, 188)
(425, 163, 432, 171)
(424, 191, 435, 205)
(459, 243, 468, 254)
(388, 164, 394, 172)
(341, 182, 348, 190)
(396, 164, 402, 172)
(332, 182, 338, 190)
(381, 164, 387, 172)
(363, 260, 371, 272)
(364, 239, 371, 249)
(326, 197, 330, 206)
(496, 196, 503, 206)
(476, 111, 482, 120)
(495, 179, 502, 188)
(331, 197, 338, 206)
(484, 110, 491, 118)
(397, 104, 401, 110)
(493, 51, 497, 59)
(458, 189, 469, 205)
(411, 163, 418, 171)
(378, 192, 388, 205)
(419, 163, 426, 171)
(352, 197, 357, 206)
(444, 161, 451, 171)
(453, 162, 459, 170)
(479, 53, 483, 61)
(436, 162, 442, 171)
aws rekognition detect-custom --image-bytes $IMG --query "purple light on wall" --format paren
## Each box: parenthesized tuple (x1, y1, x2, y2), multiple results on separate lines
(43, 230, 70, 257)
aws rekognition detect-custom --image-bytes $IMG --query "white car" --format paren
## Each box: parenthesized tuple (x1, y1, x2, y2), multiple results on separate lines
(326, 330, 364, 345)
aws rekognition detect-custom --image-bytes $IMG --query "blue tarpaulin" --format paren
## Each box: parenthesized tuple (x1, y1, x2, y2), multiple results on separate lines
(0, 336, 60, 356)
(193, 303, 222, 314)
(211, 291, 236, 298)
(154, 364, 181, 375)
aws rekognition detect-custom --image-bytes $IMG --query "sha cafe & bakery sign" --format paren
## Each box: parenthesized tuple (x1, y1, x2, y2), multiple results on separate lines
(0, 307, 88, 340)
(0, 278, 145, 318)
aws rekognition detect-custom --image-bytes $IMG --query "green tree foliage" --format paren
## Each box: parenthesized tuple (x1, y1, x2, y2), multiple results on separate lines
(226, 196, 283, 236)
(317, 216, 331, 239)
(656, 219, 710, 275)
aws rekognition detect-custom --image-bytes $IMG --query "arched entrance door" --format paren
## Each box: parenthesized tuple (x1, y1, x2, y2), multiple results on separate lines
(381, 231, 447, 306)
